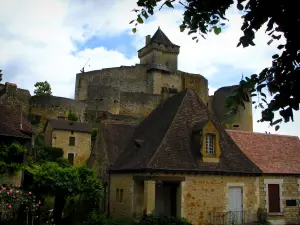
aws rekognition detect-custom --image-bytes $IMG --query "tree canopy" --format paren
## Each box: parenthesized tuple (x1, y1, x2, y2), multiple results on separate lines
(34, 81, 52, 96)
(131, 0, 300, 130)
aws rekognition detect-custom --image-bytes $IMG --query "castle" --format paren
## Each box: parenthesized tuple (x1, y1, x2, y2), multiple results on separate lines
(0, 27, 253, 132)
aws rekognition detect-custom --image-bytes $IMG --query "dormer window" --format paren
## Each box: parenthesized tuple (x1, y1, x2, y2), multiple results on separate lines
(206, 134, 215, 155)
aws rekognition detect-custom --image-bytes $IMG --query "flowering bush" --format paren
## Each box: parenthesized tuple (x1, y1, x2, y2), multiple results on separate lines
(0, 185, 40, 221)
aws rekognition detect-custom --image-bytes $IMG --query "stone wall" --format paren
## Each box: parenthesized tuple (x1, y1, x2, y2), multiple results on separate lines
(48, 128, 91, 166)
(212, 85, 253, 132)
(109, 173, 259, 225)
(75, 65, 149, 101)
(259, 176, 300, 225)
(119, 92, 160, 117)
(0, 171, 22, 186)
(29, 96, 86, 122)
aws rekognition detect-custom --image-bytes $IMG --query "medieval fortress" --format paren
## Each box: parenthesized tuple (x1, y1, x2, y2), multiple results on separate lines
(0, 28, 253, 132)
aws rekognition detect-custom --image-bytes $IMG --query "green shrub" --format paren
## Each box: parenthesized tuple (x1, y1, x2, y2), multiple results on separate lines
(68, 110, 79, 121)
(139, 214, 192, 225)
(56, 157, 71, 168)
(82, 211, 132, 225)
(27, 114, 41, 125)
(43, 147, 63, 161)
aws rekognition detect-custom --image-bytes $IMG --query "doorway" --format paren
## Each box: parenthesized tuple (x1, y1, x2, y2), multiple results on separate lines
(155, 181, 180, 218)
(228, 187, 243, 224)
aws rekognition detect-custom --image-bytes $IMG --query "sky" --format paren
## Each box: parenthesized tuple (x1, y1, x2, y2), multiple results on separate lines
(0, 0, 299, 137)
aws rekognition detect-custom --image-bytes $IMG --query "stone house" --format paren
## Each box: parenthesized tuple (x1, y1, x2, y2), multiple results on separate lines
(45, 118, 92, 166)
(228, 130, 300, 225)
(107, 88, 300, 225)
(0, 103, 34, 186)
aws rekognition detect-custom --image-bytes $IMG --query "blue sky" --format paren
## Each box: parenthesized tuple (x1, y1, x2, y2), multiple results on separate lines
(0, 0, 299, 136)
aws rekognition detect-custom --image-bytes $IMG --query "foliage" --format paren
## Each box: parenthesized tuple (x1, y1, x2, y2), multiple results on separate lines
(0, 185, 41, 222)
(27, 114, 41, 125)
(34, 81, 52, 96)
(257, 208, 271, 225)
(82, 212, 192, 225)
(131, 0, 300, 130)
(34, 135, 64, 163)
(0, 143, 27, 175)
(92, 128, 99, 139)
(27, 162, 104, 224)
(56, 157, 72, 168)
(68, 110, 79, 121)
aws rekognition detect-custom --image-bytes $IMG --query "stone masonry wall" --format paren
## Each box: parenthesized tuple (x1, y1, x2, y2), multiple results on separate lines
(259, 176, 300, 225)
(119, 92, 160, 117)
(109, 173, 259, 225)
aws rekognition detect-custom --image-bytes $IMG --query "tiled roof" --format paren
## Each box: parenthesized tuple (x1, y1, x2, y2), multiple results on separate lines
(0, 104, 33, 138)
(112, 88, 260, 174)
(149, 27, 179, 47)
(227, 130, 300, 174)
(48, 118, 92, 133)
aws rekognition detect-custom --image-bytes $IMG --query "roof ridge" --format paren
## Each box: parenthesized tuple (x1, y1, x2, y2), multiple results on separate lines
(226, 129, 299, 139)
(147, 89, 188, 167)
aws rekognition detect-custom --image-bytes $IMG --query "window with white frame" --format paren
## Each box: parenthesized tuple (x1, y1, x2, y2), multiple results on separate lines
(206, 134, 215, 155)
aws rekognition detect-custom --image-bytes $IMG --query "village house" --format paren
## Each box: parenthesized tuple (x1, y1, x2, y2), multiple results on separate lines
(44, 118, 92, 166)
(107, 88, 300, 225)
(0, 103, 34, 186)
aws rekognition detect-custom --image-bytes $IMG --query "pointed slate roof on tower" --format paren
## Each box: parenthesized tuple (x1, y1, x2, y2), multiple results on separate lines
(149, 27, 179, 47)
(111, 88, 260, 174)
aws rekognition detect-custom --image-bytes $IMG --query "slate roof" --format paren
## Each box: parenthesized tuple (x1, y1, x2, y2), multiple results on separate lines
(48, 118, 92, 133)
(227, 130, 300, 174)
(112, 88, 260, 174)
(101, 121, 136, 164)
(0, 104, 33, 138)
(149, 27, 179, 47)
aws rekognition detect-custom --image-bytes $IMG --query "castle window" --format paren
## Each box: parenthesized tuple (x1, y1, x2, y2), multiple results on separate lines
(206, 134, 215, 155)
(69, 136, 75, 146)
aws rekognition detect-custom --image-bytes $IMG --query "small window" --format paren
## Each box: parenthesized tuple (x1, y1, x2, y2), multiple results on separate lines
(68, 153, 75, 165)
(268, 184, 280, 213)
(116, 188, 124, 203)
(71, 131, 74, 135)
(69, 136, 75, 146)
(206, 134, 215, 155)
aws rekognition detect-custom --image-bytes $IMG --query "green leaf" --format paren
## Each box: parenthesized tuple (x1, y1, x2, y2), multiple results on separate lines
(267, 39, 273, 45)
(129, 20, 135, 24)
(132, 28, 137, 33)
(237, 3, 243, 10)
(213, 26, 222, 35)
(192, 36, 197, 40)
(137, 15, 144, 24)
(277, 44, 285, 50)
(142, 10, 149, 19)
(260, 92, 266, 98)
(271, 118, 282, 126)
(165, 1, 174, 8)
(180, 26, 185, 32)
(275, 125, 280, 131)
(272, 54, 279, 59)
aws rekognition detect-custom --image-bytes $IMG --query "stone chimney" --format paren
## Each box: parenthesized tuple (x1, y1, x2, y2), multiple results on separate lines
(146, 35, 151, 45)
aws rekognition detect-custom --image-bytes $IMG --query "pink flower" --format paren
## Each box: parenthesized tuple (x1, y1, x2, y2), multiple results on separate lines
(2, 187, 6, 190)
(8, 205, 12, 209)
(9, 189, 13, 193)
(28, 192, 32, 195)
(7, 192, 9, 195)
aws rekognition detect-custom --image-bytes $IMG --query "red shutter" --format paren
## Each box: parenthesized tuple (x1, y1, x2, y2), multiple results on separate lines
(268, 184, 280, 213)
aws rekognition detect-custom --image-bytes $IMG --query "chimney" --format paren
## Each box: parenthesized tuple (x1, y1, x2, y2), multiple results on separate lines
(146, 35, 151, 45)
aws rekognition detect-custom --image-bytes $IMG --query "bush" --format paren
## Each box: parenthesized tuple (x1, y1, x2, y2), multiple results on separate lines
(68, 111, 79, 121)
(56, 157, 71, 168)
(81, 212, 192, 225)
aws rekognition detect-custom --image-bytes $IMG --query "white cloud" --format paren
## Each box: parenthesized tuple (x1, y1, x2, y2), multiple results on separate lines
(0, 0, 299, 136)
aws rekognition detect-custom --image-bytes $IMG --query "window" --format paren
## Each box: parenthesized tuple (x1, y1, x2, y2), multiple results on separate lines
(206, 134, 215, 155)
(116, 188, 124, 203)
(71, 131, 74, 135)
(268, 184, 280, 213)
(69, 136, 75, 146)
(68, 153, 75, 165)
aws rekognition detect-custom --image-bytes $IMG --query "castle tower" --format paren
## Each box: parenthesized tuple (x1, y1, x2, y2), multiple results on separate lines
(138, 27, 180, 72)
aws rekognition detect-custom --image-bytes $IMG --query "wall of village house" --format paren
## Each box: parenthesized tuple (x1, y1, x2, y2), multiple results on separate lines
(0, 171, 22, 187)
(50, 129, 91, 166)
(259, 176, 300, 225)
(109, 173, 259, 225)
